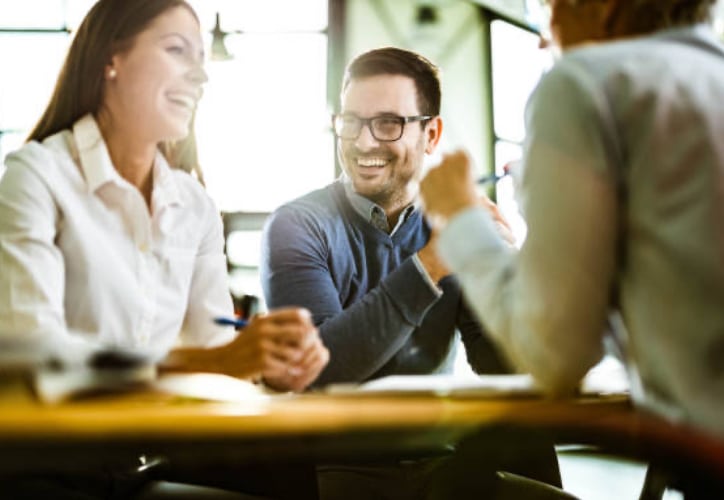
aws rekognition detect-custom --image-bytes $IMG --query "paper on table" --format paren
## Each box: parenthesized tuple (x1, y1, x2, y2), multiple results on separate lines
(578, 355, 630, 396)
(327, 374, 541, 398)
(326, 358, 630, 398)
(34, 369, 273, 405)
(153, 373, 272, 403)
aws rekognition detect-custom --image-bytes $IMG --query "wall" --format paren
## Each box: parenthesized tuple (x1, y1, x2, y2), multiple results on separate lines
(470, 0, 527, 21)
(342, 0, 491, 175)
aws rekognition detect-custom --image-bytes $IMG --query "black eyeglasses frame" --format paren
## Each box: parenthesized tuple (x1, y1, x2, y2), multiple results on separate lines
(331, 114, 433, 142)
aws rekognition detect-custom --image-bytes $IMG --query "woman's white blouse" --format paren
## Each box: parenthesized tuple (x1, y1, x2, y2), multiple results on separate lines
(0, 114, 234, 364)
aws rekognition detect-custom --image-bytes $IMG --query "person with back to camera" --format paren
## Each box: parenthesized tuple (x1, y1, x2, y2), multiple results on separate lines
(0, 0, 327, 496)
(421, 0, 724, 497)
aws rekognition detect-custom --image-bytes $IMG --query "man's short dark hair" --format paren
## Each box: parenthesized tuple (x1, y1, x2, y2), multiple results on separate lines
(342, 47, 442, 117)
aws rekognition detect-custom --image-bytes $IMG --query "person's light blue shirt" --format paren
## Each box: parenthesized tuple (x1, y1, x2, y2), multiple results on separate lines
(439, 25, 724, 438)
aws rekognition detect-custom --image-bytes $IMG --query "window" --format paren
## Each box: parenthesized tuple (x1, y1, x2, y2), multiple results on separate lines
(186, 0, 333, 213)
(183, 0, 333, 299)
(0, 32, 69, 164)
(0, 0, 94, 170)
(488, 16, 552, 244)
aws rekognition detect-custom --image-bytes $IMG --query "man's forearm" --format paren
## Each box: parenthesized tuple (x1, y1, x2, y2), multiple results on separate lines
(312, 259, 441, 386)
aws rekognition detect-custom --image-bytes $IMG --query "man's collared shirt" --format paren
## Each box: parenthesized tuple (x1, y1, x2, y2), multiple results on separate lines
(342, 178, 441, 294)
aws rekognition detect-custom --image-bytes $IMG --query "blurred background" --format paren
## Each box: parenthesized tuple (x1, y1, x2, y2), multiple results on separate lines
(1, 0, 723, 301)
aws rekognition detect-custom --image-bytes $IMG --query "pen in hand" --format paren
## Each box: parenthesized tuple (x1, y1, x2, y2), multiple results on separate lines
(477, 162, 514, 185)
(213, 316, 248, 329)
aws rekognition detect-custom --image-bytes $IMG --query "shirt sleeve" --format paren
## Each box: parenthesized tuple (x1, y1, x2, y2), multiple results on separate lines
(411, 253, 443, 296)
(438, 61, 620, 395)
(179, 195, 235, 348)
(261, 206, 441, 387)
(0, 145, 99, 365)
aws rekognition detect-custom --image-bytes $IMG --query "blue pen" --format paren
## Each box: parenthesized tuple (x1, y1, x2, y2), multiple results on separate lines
(213, 316, 249, 329)
(478, 161, 515, 185)
(477, 169, 510, 185)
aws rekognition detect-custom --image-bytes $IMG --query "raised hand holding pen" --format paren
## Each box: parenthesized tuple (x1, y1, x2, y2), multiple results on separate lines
(420, 150, 515, 245)
(420, 150, 482, 228)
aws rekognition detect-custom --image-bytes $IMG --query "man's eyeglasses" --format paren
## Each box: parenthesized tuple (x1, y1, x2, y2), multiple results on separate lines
(332, 114, 432, 142)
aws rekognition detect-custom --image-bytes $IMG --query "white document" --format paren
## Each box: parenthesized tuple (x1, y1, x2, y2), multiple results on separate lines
(327, 374, 541, 398)
(34, 368, 272, 405)
(326, 357, 630, 398)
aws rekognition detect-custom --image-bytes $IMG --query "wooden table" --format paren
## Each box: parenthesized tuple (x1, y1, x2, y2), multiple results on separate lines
(0, 373, 721, 489)
(0, 374, 616, 470)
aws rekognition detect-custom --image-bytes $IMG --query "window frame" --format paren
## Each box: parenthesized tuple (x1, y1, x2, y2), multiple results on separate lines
(477, 6, 542, 202)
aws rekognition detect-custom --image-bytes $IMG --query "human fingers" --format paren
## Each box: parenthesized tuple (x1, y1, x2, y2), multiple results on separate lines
(245, 339, 289, 376)
(285, 342, 329, 391)
(262, 338, 306, 365)
(496, 223, 516, 246)
(247, 316, 316, 347)
(421, 150, 475, 194)
(435, 149, 474, 179)
(250, 307, 317, 343)
(259, 307, 313, 325)
(259, 342, 325, 391)
(478, 196, 515, 245)
(292, 337, 328, 371)
(421, 150, 478, 222)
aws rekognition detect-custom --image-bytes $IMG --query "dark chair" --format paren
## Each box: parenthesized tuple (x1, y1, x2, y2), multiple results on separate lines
(426, 424, 573, 499)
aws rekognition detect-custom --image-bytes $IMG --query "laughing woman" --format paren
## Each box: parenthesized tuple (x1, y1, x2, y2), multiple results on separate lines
(0, 0, 327, 497)
(0, 0, 327, 392)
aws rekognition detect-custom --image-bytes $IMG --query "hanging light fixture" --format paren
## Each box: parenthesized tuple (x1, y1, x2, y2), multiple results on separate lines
(410, 1, 440, 52)
(415, 4, 439, 26)
(210, 12, 233, 61)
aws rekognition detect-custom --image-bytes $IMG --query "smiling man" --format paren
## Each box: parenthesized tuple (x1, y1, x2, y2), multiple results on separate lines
(260, 47, 559, 499)
(262, 47, 510, 391)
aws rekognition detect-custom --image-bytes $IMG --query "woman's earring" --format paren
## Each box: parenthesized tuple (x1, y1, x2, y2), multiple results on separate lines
(108, 68, 117, 79)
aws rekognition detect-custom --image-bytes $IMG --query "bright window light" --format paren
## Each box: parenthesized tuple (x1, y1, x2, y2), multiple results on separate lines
(0, 0, 64, 29)
(195, 32, 333, 212)
(491, 20, 551, 143)
(0, 33, 70, 131)
(189, 0, 327, 33)
(65, 0, 99, 30)
(226, 230, 263, 268)
(490, 20, 552, 246)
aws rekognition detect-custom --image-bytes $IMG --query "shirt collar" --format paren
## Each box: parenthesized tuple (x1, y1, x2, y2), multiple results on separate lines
(151, 151, 183, 210)
(72, 114, 183, 209)
(341, 175, 417, 235)
(73, 114, 122, 193)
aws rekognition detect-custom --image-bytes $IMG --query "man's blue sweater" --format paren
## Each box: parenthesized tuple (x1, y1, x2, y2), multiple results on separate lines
(261, 181, 509, 387)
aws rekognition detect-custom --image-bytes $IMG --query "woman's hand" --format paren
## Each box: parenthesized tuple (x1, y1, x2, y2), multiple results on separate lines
(161, 307, 329, 392)
(261, 331, 329, 393)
